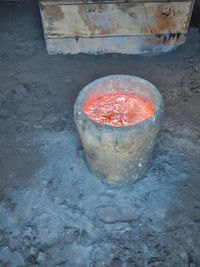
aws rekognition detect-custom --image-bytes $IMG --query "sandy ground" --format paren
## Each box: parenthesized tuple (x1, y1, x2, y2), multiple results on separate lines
(0, 2, 200, 266)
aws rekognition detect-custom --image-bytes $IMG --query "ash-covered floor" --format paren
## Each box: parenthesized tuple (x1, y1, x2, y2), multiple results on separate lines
(0, 2, 200, 267)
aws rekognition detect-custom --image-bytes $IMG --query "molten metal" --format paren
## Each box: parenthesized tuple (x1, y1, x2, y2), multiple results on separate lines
(84, 92, 154, 126)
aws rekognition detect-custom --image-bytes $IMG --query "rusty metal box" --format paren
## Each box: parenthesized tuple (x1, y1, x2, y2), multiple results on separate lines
(39, 0, 194, 54)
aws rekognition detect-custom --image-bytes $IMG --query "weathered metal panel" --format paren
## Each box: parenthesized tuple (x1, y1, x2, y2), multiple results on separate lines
(40, 2, 192, 37)
(39, 0, 194, 54)
(41, 0, 192, 4)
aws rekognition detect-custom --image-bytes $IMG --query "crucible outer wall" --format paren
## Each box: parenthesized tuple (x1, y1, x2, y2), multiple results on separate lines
(74, 75, 164, 186)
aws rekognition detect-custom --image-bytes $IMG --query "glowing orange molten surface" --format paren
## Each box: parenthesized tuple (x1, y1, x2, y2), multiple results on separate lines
(84, 92, 154, 127)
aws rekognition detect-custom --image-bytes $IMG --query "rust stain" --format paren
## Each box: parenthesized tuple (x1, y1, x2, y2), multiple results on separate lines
(45, 6, 64, 25)
(48, 32, 65, 36)
(141, 3, 177, 34)
(78, 4, 120, 36)
(141, 26, 151, 34)
(156, 4, 176, 33)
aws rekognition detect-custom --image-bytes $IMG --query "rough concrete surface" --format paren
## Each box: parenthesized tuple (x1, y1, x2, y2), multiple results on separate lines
(0, 2, 200, 267)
